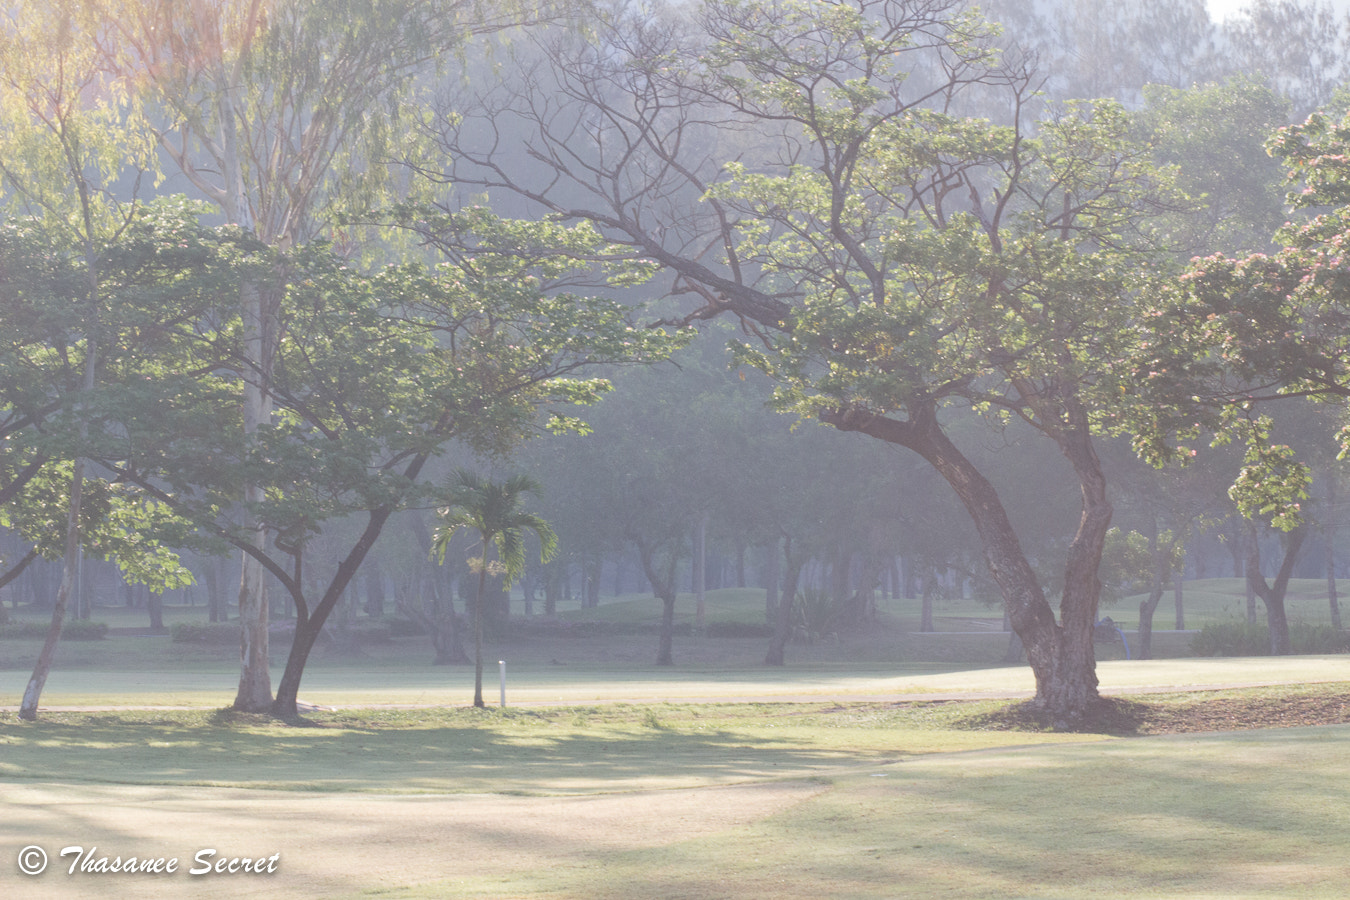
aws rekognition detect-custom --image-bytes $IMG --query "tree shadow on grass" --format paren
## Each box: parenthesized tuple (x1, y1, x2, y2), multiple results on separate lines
(0, 708, 889, 795)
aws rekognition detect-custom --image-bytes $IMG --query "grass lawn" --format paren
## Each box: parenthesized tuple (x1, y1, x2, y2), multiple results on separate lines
(3, 592, 1350, 898)
(2, 675, 1350, 897)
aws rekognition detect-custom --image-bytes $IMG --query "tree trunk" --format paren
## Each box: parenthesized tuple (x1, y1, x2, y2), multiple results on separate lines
(473, 562, 488, 707)
(694, 515, 707, 631)
(271, 459, 428, 718)
(1326, 478, 1342, 630)
(764, 544, 780, 627)
(148, 590, 165, 633)
(920, 569, 936, 633)
(364, 566, 386, 617)
(19, 463, 85, 720)
(544, 565, 559, 616)
(1247, 522, 1306, 656)
(233, 276, 274, 712)
(1137, 518, 1182, 661)
(637, 539, 680, 666)
(765, 538, 805, 666)
(822, 401, 1108, 723)
(1174, 571, 1185, 630)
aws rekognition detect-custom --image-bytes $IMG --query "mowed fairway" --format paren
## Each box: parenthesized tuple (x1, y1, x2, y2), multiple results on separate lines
(4, 659, 1350, 898)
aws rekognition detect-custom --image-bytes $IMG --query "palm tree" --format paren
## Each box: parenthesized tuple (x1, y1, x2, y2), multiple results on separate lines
(431, 470, 557, 707)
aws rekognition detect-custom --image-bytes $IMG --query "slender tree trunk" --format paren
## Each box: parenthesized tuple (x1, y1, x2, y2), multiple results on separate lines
(764, 544, 780, 628)
(544, 566, 558, 616)
(637, 539, 679, 666)
(1327, 478, 1342, 630)
(1136, 521, 1165, 660)
(1174, 571, 1185, 631)
(19, 463, 85, 720)
(920, 570, 936, 633)
(694, 515, 707, 631)
(1243, 525, 1259, 624)
(272, 456, 431, 717)
(473, 561, 487, 707)
(765, 538, 804, 666)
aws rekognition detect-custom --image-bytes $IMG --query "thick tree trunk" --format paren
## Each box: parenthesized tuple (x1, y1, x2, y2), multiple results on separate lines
(148, 590, 165, 633)
(233, 275, 274, 713)
(823, 402, 1107, 723)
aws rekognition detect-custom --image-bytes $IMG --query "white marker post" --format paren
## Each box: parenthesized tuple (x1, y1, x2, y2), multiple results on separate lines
(499, 660, 506, 708)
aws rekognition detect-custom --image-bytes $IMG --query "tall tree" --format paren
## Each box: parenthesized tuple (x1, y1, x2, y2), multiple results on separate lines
(101, 210, 677, 718)
(88, 0, 546, 711)
(433, 0, 1188, 721)
(0, 3, 206, 718)
(432, 470, 557, 707)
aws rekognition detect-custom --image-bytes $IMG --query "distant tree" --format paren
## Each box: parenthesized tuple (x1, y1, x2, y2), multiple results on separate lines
(432, 470, 557, 708)
(1218, 0, 1350, 116)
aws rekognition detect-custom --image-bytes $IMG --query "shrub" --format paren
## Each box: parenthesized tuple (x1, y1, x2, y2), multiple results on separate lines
(1191, 621, 1350, 656)
(62, 620, 108, 641)
(329, 621, 393, 644)
(374, 616, 425, 638)
(706, 621, 773, 638)
(171, 622, 241, 645)
(0, 620, 107, 640)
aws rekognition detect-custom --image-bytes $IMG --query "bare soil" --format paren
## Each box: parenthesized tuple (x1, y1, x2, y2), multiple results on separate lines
(959, 688, 1350, 735)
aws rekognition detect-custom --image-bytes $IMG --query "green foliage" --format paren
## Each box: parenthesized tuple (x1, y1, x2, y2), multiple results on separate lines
(431, 470, 558, 588)
(793, 586, 844, 644)
(1134, 98, 1350, 525)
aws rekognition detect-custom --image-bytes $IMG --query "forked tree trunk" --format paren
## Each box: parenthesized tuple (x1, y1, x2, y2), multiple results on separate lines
(272, 472, 427, 718)
(637, 538, 680, 666)
(824, 402, 1109, 723)
(1247, 522, 1306, 656)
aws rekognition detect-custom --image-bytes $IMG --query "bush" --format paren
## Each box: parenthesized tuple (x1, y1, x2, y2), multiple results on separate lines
(329, 621, 393, 644)
(1191, 621, 1350, 656)
(171, 622, 241, 645)
(0, 619, 107, 640)
(706, 621, 773, 638)
(374, 616, 425, 638)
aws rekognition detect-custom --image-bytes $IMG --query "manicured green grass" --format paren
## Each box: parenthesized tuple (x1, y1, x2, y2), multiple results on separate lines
(5, 689, 1350, 898)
